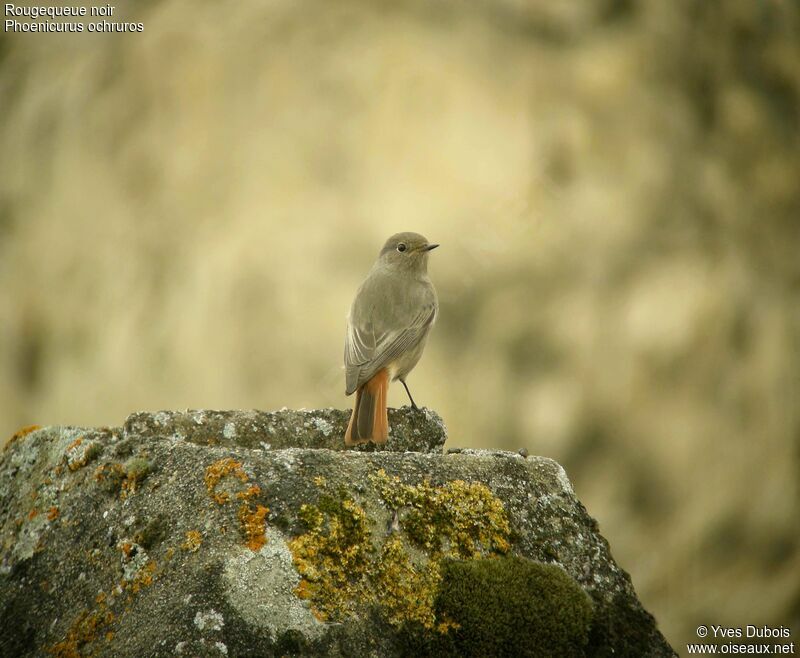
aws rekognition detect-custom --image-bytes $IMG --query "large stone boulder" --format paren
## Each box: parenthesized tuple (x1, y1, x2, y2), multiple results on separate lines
(0, 409, 675, 656)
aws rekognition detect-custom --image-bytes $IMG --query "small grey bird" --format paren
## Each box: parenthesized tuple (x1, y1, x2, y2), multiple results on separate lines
(344, 232, 439, 445)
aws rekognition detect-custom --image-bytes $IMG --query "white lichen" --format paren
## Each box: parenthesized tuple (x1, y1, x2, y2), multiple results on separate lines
(311, 417, 334, 436)
(194, 609, 225, 633)
(222, 528, 324, 640)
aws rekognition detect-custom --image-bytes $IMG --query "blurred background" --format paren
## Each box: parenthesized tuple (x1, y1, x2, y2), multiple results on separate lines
(1, 0, 798, 650)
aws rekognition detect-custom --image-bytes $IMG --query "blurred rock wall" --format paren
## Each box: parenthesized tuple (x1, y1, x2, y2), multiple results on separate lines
(1, 0, 798, 648)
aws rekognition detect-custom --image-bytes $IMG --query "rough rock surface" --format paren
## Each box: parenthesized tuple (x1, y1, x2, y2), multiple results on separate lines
(0, 409, 675, 657)
(122, 407, 447, 453)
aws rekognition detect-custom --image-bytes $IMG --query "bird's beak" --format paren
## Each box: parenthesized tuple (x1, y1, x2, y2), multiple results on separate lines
(422, 243, 439, 252)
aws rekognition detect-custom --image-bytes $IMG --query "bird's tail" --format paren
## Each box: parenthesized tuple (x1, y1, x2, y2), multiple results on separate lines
(345, 369, 389, 446)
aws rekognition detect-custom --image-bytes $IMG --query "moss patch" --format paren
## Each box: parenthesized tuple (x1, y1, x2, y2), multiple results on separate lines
(426, 557, 594, 657)
(93, 458, 151, 499)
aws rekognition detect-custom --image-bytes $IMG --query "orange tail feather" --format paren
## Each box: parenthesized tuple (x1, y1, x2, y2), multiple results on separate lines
(345, 369, 389, 446)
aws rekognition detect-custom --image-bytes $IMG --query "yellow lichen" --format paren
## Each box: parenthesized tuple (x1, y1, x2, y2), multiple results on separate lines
(93, 462, 126, 494)
(289, 496, 374, 622)
(369, 469, 511, 557)
(288, 471, 512, 632)
(374, 534, 456, 631)
(182, 530, 203, 552)
(93, 459, 150, 499)
(48, 580, 125, 658)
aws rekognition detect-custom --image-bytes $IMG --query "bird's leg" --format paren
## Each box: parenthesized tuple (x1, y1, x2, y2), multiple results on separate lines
(400, 379, 419, 410)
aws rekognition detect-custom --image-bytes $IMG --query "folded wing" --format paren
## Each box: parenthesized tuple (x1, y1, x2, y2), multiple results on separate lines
(345, 301, 437, 395)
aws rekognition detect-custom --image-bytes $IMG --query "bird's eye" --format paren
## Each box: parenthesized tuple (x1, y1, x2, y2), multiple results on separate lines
(397, 243, 407, 253)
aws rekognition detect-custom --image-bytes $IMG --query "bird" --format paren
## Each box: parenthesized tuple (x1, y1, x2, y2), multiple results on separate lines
(344, 232, 439, 446)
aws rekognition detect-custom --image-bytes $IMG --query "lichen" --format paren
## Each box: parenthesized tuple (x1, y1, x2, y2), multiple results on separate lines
(64, 438, 103, 471)
(182, 530, 203, 552)
(48, 608, 113, 658)
(289, 493, 373, 621)
(5, 424, 41, 451)
(238, 503, 269, 551)
(369, 470, 511, 558)
(93, 458, 151, 498)
(204, 457, 268, 551)
(374, 535, 455, 632)
(49, 552, 161, 655)
(205, 458, 249, 504)
(94, 462, 126, 495)
(133, 514, 167, 549)
(288, 471, 512, 632)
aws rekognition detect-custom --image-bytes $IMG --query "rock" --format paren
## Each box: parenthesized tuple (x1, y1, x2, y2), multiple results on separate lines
(0, 411, 675, 657)
(122, 407, 447, 453)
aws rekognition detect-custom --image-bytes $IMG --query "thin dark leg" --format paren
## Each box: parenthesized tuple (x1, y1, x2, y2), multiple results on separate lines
(400, 379, 419, 410)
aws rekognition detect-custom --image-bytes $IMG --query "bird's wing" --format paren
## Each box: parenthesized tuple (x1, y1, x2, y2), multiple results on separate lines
(345, 296, 437, 395)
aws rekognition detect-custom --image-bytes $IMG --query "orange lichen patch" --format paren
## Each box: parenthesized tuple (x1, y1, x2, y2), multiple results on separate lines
(205, 457, 269, 551)
(205, 457, 248, 504)
(48, 588, 118, 658)
(65, 437, 102, 472)
(49, 609, 105, 658)
(28, 507, 39, 520)
(47, 507, 60, 521)
(235, 483, 261, 501)
(66, 438, 83, 451)
(182, 530, 203, 552)
(5, 424, 41, 451)
(238, 503, 269, 551)
(127, 561, 156, 594)
(120, 543, 134, 559)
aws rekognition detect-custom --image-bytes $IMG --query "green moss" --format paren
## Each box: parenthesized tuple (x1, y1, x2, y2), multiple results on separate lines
(133, 514, 167, 549)
(93, 458, 152, 498)
(124, 458, 151, 482)
(424, 557, 593, 658)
